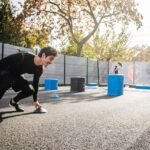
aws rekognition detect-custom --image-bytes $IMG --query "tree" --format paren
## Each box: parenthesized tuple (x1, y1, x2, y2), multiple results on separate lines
(129, 46, 150, 61)
(61, 36, 77, 56)
(21, 28, 49, 48)
(19, 0, 142, 56)
(61, 32, 97, 58)
(0, 0, 14, 42)
(93, 24, 132, 61)
(0, 0, 49, 48)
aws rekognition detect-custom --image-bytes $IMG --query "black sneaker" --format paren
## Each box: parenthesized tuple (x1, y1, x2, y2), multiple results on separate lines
(9, 99, 24, 112)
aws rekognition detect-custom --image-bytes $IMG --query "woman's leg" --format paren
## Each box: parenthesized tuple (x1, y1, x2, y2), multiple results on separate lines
(10, 76, 34, 112)
(0, 70, 13, 99)
(12, 76, 34, 103)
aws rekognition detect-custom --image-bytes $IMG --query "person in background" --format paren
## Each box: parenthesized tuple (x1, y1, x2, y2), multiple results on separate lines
(114, 65, 119, 74)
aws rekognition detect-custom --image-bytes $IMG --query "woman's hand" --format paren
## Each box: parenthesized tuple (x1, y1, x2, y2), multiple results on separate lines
(34, 101, 42, 109)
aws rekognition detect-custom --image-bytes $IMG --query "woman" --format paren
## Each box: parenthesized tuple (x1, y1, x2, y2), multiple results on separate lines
(0, 46, 58, 112)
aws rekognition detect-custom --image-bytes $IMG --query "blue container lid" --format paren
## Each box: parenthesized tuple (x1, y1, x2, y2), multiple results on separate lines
(108, 74, 124, 77)
(45, 78, 58, 81)
(87, 83, 97, 86)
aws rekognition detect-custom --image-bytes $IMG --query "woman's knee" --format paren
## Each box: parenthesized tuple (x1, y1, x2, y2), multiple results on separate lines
(0, 70, 13, 93)
(24, 85, 34, 96)
(0, 70, 13, 84)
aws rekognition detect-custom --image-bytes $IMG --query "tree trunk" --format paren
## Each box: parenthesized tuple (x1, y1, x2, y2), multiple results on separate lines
(76, 42, 83, 57)
(76, 24, 99, 57)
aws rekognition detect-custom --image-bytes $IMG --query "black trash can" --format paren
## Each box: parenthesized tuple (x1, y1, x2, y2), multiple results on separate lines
(71, 77, 85, 92)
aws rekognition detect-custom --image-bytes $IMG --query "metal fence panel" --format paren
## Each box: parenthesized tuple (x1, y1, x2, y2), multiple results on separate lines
(88, 58, 98, 83)
(3, 43, 150, 86)
(99, 61, 108, 84)
(41, 55, 64, 84)
(66, 55, 87, 84)
(135, 62, 150, 85)
(109, 61, 134, 85)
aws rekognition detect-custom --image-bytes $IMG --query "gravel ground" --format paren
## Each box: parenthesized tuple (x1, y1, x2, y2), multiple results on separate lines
(1, 87, 150, 150)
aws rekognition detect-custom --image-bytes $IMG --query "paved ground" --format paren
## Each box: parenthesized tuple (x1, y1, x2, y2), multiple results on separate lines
(1, 86, 150, 150)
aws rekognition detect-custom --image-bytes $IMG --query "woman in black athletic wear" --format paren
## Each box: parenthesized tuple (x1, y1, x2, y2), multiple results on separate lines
(0, 46, 58, 112)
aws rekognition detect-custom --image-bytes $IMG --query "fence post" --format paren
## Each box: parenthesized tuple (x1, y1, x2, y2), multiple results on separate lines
(64, 54, 66, 85)
(133, 60, 135, 85)
(1, 42, 4, 59)
(97, 60, 100, 86)
(86, 57, 88, 84)
(108, 60, 110, 75)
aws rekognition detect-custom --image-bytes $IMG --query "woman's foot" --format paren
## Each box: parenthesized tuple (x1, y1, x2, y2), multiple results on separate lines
(9, 99, 24, 112)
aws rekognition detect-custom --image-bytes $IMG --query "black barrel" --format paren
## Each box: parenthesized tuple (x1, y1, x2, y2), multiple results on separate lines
(71, 77, 85, 92)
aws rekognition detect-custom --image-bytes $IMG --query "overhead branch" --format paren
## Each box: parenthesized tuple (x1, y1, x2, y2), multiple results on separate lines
(49, 0, 67, 17)
(86, 0, 97, 24)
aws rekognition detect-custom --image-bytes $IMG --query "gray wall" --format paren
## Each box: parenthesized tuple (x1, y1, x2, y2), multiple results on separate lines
(65, 55, 87, 84)
(0, 43, 34, 59)
(41, 55, 64, 84)
(1, 43, 150, 86)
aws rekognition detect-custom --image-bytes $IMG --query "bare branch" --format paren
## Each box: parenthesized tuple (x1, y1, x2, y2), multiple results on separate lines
(48, 0, 67, 17)
(103, 12, 120, 19)
(86, 0, 97, 24)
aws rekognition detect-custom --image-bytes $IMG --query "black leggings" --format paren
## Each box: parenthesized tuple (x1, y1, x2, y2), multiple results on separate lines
(0, 70, 34, 103)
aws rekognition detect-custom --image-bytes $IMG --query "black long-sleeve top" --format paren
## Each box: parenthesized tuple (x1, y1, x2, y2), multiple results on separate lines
(0, 52, 43, 101)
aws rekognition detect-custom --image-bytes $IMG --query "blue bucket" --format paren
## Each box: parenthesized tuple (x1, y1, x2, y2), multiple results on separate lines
(108, 74, 124, 96)
(44, 79, 58, 91)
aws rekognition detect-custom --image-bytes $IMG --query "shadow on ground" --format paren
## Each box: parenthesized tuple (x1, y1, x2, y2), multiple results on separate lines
(0, 90, 119, 109)
(0, 111, 35, 123)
